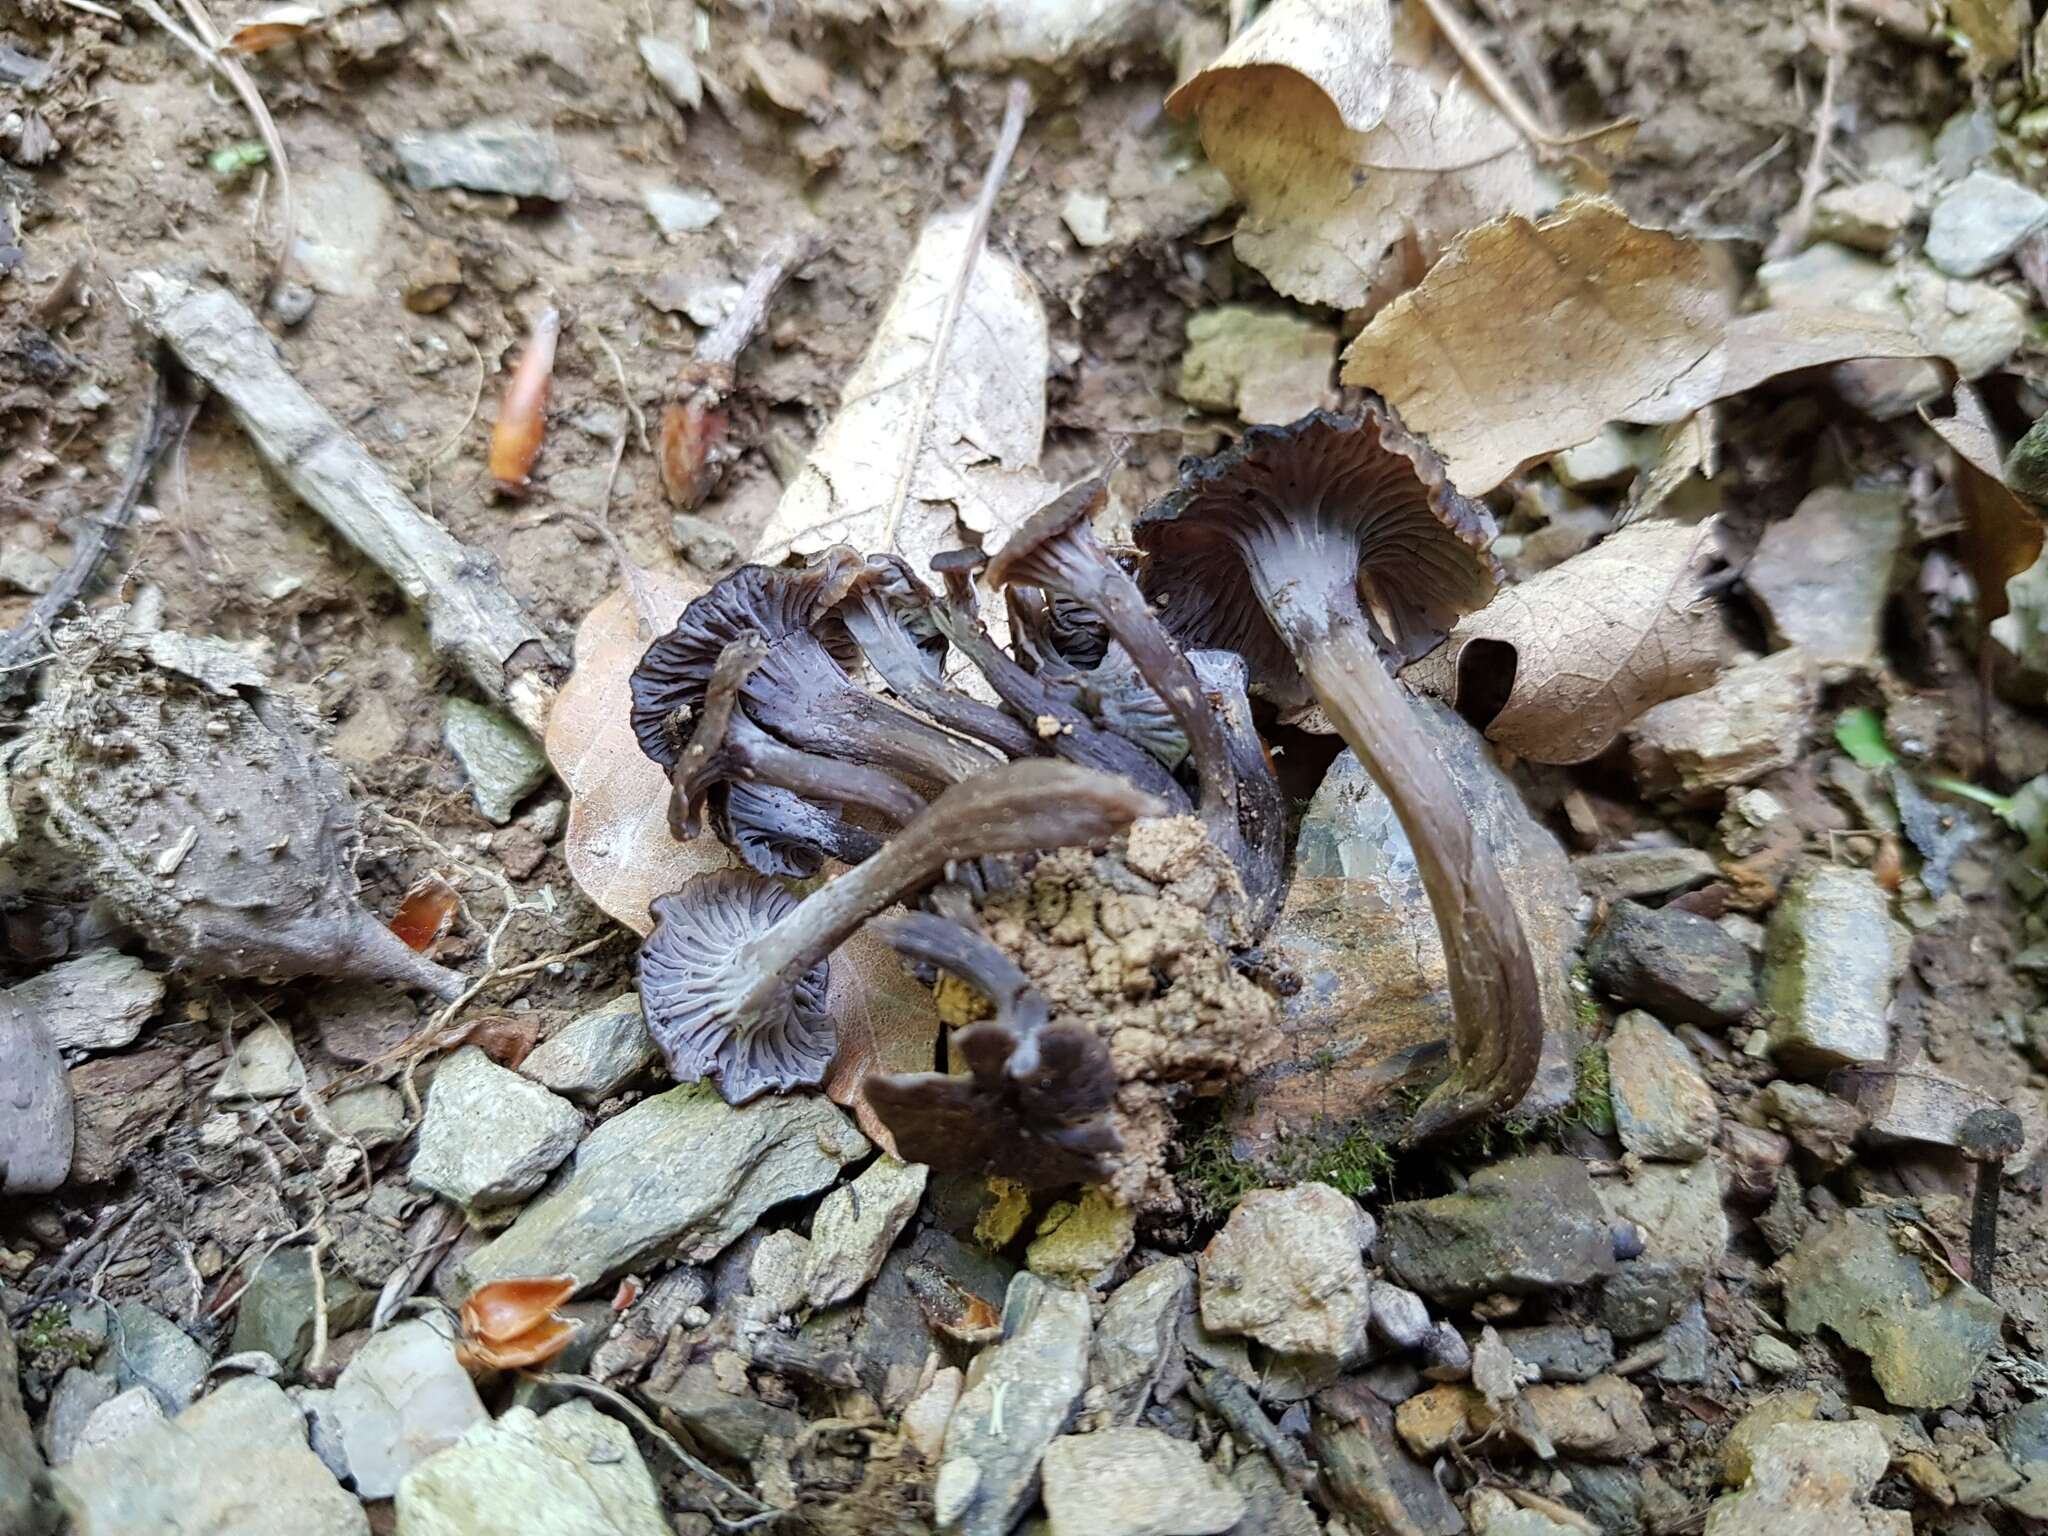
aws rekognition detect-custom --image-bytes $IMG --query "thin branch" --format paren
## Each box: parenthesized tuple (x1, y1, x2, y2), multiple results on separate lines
(1769, 0, 1845, 259)
(878, 77, 1031, 552)
(1412, 0, 1635, 152)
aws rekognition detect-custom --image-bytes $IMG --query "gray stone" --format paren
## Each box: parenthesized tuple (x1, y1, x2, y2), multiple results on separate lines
(669, 512, 740, 572)
(1606, 1011, 1718, 1161)
(1927, 170, 2048, 277)
(1703, 1421, 1909, 1536)
(1777, 1210, 2000, 1410)
(642, 184, 721, 237)
(1572, 847, 1719, 904)
(327, 1085, 407, 1149)
(1179, 307, 1337, 426)
(1040, 1427, 1244, 1536)
(0, 1000, 72, 1194)
(1089, 1258, 1191, 1426)
(54, 1376, 366, 1536)
(1368, 1281, 1432, 1351)
(212, 1019, 306, 1101)
(41, 1368, 115, 1466)
(292, 165, 392, 298)
(1838, 1062, 2008, 1152)
(1198, 1184, 1375, 1364)
(109, 1305, 208, 1413)
(0, 545, 62, 595)
(519, 994, 657, 1104)
(229, 1248, 375, 1375)
(1061, 189, 1114, 248)
(636, 34, 701, 110)
(1226, 1453, 1318, 1536)
(409, 1046, 583, 1218)
(1312, 1381, 1463, 1536)
(332, 1318, 486, 1499)
(681, 279, 744, 328)
(806, 1157, 927, 1308)
(855, 1230, 1012, 1411)
(294, 1387, 349, 1482)
(1764, 864, 1905, 1071)
(1588, 902, 1757, 1029)
(394, 1398, 669, 1536)
(1811, 180, 1915, 252)
(1749, 1335, 1801, 1375)
(71, 1389, 162, 1458)
(1244, 702, 1583, 1156)
(1495, 1324, 1614, 1384)
(937, 1274, 1093, 1536)
(2005, 413, 2048, 502)
(1759, 1081, 1864, 1167)
(1595, 1159, 1727, 1340)
(1468, 1487, 1583, 1536)
(442, 699, 549, 825)
(1653, 1299, 1710, 1384)
(1630, 650, 1819, 805)
(747, 1229, 812, 1319)
(1747, 488, 1906, 679)
(396, 121, 571, 202)
(461, 1083, 867, 1294)
(0, 1310, 49, 1536)
(1381, 1156, 1617, 1305)
(640, 1360, 801, 1464)
(4, 950, 164, 1052)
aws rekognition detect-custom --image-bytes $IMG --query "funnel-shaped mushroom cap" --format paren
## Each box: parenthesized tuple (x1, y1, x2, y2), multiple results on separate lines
(641, 870, 834, 1101)
(1134, 405, 1498, 706)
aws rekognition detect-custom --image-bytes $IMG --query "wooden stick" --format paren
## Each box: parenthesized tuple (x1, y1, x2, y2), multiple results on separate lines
(122, 270, 566, 736)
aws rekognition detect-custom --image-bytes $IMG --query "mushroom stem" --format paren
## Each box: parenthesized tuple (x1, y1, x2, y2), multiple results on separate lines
(748, 675, 999, 792)
(1284, 607, 1544, 1140)
(731, 761, 1163, 1023)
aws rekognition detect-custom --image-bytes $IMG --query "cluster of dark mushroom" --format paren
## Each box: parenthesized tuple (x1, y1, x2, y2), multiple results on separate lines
(628, 402, 1546, 1193)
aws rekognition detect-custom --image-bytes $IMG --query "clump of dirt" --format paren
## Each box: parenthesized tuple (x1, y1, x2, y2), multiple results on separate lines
(976, 816, 1280, 1212)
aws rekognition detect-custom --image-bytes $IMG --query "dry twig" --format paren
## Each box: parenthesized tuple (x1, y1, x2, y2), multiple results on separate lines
(1412, 0, 1635, 152)
(1770, 0, 1845, 259)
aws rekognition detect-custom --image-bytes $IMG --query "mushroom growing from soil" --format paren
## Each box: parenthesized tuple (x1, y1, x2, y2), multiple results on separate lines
(639, 760, 1162, 1103)
(864, 911, 1122, 1188)
(1135, 405, 1543, 1140)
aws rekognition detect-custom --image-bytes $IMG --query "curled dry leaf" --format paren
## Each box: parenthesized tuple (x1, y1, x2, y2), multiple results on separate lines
(1923, 383, 2046, 639)
(1406, 518, 1731, 764)
(1342, 199, 1947, 493)
(547, 571, 937, 1148)
(1167, 0, 1555, 311)
(751, 207, 1055, 583)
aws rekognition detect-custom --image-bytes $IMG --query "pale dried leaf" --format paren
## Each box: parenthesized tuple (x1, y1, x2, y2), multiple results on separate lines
(1407, 518, 1731, 765)
(1169, 1, 1554, 310)
(753, 207, 1054, 582)
(1923, 382, 2044, 629)
(549, 573, 939, 1141)
(1342, 199, 1945, 492)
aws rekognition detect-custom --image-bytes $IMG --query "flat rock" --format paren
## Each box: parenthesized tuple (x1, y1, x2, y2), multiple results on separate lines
(636, 33, 701, 110)
(1508, 1376, 1657, 1460)
(1572, 847, 1719, 903)
(229, 1248, 375, 1375)
(748, 1229, 813, 1319)
(805, 1157, 926, 1307)
(1812, 180, 1915, 252)
(1703, 1421, 1910, 1536)
(1927, 169, 2048, 277)
(668, 512, 740, 572)
(41, 1368, 116, 1466)
(1381, 1156, 1616, 1305)
(1312, 1381, 1463, 1536)
(1, 1000, 72, 1193)
(328, 1085, 407, 1149)
(1764, 864, 1904, 1070)
(518, 994, 657, 1104)
(1088, 1258, 1192, 1426)
(5, 950, 164, 1052)
(1630, 650, 1819, 805)
(1179, 306, 1337, 425)
(409, 1046, 583, 1219)
(1587, 901, 1757, 1028)
(1759, 1080, 1863, 1167)
(292, 165, 391, 298)
(1496, 1324, 1614, 1384)
(1061, 189, 1114, 248)
(1242, 703, 1583, 1155)
(1040, 1428, 1244, 1536)
(396, 121, 571, 201)
(0, 1312, 45, 1536)
(332, 1319, 486, 1499)
(461, 1083, 867, 1295)
(642, 184, 721, 237)
(1027, 1186, 1136, 1285)
(1654, 1298, 1711, 1384)
(1198, 1184, 1375, 1364)
(1746, 488, 1906, 679)
(1606, 1012, 1718, 1161)
(54, 1376, 366, 1536)
(213, 1020, 306, 1101)
(1468, 1486, 1583, 1536)
(395, 1399, 670, 1536)
(1777, 1210, 2000, 1410)
(72, 1389, 162, 1458)
(442, 699, 550, 825)
(937, 1274, 1093, 1536)
(109, 1305, 208, 1413)
(1595, 1160, 1728, 1339)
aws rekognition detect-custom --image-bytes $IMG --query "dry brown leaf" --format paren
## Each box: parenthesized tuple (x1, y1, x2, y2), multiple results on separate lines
(752, 207, 1054, 583)
(1167, 0, 1554, 310)
(1923, 382, 2045, 629)
(548, 571, 937, 1149)
(1406, 518, 1731, 765)
(1342, 199, 1947, 492)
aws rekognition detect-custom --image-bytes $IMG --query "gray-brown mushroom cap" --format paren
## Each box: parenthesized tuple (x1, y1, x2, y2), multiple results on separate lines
(1134, 404, 1499, 708)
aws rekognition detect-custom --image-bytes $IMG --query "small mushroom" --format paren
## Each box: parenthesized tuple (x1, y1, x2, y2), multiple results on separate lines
(1959, 1106, 2024, 1298)
(927, 549, 1188, 808)
(640, 760, 1164, 1103)
(1135, 405, 1540, 1141)
(864, 911, 1121, 1188)
(718, 780, 882, 878)
(629, 554, 999, 794)
(1009, 586, 1187, 769)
